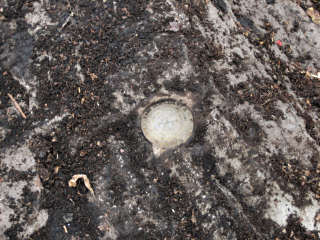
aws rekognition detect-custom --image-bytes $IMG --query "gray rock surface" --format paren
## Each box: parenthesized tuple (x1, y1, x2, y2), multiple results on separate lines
(1, 0, 320, 239)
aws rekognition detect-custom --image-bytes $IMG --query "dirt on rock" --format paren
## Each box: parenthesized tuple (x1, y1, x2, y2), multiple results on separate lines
(2, 0, 320, 239)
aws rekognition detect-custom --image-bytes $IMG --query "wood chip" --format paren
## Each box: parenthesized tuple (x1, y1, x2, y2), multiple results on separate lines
(54, 166, 60, 174)
(7, 93, 27, 119)
(68, 174, 95, 196)
(79, 150, 87, 157)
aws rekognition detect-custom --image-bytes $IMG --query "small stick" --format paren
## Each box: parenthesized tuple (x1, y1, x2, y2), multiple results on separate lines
(59, 12, 74, 32)
(7, 93, 27, 119)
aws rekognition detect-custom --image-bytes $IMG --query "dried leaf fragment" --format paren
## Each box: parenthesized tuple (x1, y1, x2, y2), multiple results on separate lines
(275, 40, 282, 47)
(68, 174, 94, 196)
(307, 7, 320, 25)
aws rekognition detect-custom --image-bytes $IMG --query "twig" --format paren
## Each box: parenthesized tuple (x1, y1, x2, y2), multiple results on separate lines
(7, 93, 27, 119)
(262, 98, 274, 106)
(59, 12, 74, 32)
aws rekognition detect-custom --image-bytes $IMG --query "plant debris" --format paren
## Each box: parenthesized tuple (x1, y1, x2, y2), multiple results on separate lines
(68, 174, 95, 196)
(305, 71, 320, 79)
(7, 93, 27, 119)
(307, 7, 320, 24)
(276, 39, 283, 47)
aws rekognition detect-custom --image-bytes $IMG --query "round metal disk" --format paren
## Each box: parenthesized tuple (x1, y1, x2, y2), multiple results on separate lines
(141, 100, 194, 149)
